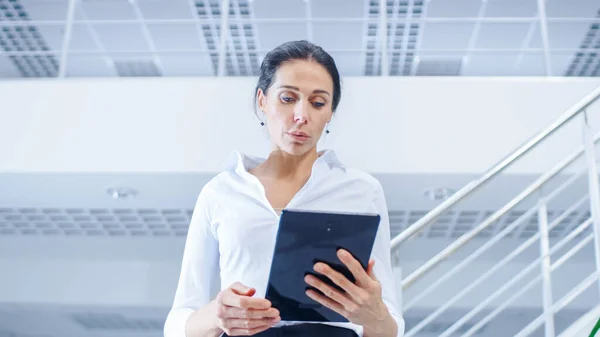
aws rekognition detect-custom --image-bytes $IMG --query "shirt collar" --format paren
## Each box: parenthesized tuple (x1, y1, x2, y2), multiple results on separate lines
(223, 149, 345, 176)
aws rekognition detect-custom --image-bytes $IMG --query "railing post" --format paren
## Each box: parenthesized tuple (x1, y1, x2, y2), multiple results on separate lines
(582, 109, 600, 297)
(537, 197, 555, 337)
(395, 266, 403, 314)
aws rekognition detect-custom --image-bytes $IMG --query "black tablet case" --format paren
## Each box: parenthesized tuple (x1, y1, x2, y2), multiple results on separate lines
(264, 209, 381, 322)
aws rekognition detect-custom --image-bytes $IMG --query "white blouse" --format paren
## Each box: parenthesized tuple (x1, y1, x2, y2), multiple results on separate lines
(163, 149, 405, 337)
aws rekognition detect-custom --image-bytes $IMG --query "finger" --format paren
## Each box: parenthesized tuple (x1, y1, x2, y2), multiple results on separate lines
(367, 259, 378, 281)
(306, 289, 348, 318)
(218, 290, 272, 310)
(226, 324, 274, 336)
(223, 316, 281, 330)
(230, 282, 256, 296)
(218, 306, 280, 319)
(304, 274, 355, 309)
(312, 262, 363, 298)
(337, 249, 373, 286)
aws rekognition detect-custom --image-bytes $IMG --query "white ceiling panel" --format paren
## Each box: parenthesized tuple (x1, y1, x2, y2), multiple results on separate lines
(311, 0, 365, 18)
(484, 0, 537, 18)
(326, 51, 365, 76)
(78, 0, 137, 21)
(146, 24, 204, 51)
(462, 53, 522, 76)
(158, 53, 214, 76)
(136, 0, 195, 20)
(93, 24, 150, 52)
(540, 23, 595, 49)
(0, 54, 20, 77)
(546, 0, 600, 18)
(34, 24, 64, 51)
(254, 22, 307, 51)
(68, 25, 101, 51)
(476, 23, 532, 49)
(20, 0, 69, 21)
(425, 0, 482, 18)
(312, 22, 364, 50)
(65, 55, 115, 77)
(513, 52, 545, 76)
(251, 0, 305, 19)
(420, 23, 476, 50)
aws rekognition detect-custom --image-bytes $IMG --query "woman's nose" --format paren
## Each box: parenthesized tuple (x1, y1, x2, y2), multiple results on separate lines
(294, 103, 309, 124)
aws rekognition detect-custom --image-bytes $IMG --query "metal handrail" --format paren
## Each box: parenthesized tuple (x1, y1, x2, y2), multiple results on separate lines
(405, 216, 593, 337)
(397, 84, 600, 337)
(460, 232, 596, 337)
(404, 191, 589, 311)
(400, 130, 600, 289)
(514, 271, 599, 337)
(441, 223, 594, 337)
(391, 84, 600, 251)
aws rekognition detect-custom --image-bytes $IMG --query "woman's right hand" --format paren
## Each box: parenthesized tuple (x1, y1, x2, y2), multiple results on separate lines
(213, 282, 281, 336)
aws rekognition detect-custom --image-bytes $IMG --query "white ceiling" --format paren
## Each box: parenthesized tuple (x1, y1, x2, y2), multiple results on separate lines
(0, 0, 599, 78)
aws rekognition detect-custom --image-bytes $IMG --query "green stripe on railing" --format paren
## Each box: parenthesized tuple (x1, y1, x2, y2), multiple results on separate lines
(590, 316, 600, 337)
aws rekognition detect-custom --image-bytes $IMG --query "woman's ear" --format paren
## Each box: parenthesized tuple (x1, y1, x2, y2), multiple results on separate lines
(257, 88, 267, 115)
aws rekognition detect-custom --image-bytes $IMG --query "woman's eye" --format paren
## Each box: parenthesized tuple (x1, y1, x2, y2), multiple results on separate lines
(312, 102, 325, 108)
(281, 96, 295, 103)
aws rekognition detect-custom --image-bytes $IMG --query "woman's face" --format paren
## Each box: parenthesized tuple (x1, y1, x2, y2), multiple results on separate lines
(257, 59, 334, 156)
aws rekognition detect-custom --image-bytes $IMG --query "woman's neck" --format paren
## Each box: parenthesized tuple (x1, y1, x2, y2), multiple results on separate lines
(255, 148, 319, 181)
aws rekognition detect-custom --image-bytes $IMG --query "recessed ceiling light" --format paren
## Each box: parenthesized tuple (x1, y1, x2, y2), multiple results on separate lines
(107, 187, 137, 200)
(424, 187, 455, 201)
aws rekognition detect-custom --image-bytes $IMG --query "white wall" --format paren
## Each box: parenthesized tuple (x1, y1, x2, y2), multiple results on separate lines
(1, 77, 600, 174)
(559, 305, 600, 337)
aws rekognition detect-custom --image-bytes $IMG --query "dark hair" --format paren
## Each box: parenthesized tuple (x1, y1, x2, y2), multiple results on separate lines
(254, 40, 342, 118)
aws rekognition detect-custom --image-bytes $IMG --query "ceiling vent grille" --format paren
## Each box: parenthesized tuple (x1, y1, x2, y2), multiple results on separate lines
(114, 59, 162, 77)
(364, 0, 425, 76)
(364, 0, 382, 76)
(195, 0, 260, 76)
(565, 8, 600, 77)
(415, 58, 463, 76)
(0, 207, 590, 240)
(389, 207, 591, 240)
(0, 207, 193, 237)
(0, 0, 58, 77)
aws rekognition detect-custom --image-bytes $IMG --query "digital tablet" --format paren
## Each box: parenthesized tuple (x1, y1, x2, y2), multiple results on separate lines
(264, 209, 381, 322)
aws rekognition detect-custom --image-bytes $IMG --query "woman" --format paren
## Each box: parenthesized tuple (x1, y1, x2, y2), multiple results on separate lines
(163, 40, 404, 337)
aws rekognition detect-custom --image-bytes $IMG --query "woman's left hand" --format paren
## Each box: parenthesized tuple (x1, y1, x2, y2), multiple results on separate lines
(303, 249, 391, 329)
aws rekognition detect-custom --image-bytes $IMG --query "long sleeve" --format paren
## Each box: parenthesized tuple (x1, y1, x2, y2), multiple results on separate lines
(370, 181, 405, 337)
(164, 185, 220, 337)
